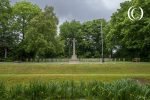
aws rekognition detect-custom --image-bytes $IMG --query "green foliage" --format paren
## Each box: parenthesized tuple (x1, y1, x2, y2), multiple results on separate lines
(0, 0, 149, 60)
(106, 0, 150, 58)
(79, 19, 107, 58)
(12, 1, 41, 40)
(0, 82, 6, 99)
(0, 0, 17, 59)
(60, 19, 107, 58)
(60, 20, 81, 57)
(8, 1, 41, 60)
(0, 80, 150, 99)
(25, 6, 63, 58)
(60, 20, 81, 39)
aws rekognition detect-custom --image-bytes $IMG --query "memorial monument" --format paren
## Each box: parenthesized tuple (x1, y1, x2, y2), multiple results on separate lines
(70, 38, 79, 63)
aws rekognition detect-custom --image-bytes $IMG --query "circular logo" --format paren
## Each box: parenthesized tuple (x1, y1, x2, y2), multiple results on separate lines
(128, 6, 144, 21)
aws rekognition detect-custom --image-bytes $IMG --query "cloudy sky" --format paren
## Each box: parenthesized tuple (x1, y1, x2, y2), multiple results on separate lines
(11, 0, 126, 25)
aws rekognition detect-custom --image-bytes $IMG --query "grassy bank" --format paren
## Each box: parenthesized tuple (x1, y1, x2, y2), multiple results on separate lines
(0, 62, 150, 74)
(0, 62, 150, 84)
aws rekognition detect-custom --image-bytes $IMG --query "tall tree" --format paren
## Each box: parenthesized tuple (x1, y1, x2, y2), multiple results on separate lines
(12, 1, 41, 40)
(25, 6, 62, 58)
(0, 0, 15, 59)
(79, 19, 107, 58)
(106, 0, 150, 59)
(11, 1, 41, 60)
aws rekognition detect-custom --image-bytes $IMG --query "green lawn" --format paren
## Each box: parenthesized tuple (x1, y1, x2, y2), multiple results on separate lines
(0, 62, 150, 84)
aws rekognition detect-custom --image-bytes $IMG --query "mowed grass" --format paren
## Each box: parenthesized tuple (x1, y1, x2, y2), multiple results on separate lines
(0, 62, 150, 84)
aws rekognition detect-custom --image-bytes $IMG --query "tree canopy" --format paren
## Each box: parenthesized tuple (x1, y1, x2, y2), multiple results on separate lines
(0, 0, 149, 61)
(12, 1, 41, 40)
(25, 6, 63, 58)
(105, 0, 150, 59)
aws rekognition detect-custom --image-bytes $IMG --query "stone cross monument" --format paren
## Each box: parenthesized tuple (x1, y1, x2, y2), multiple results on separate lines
(70, 38, 78, 61)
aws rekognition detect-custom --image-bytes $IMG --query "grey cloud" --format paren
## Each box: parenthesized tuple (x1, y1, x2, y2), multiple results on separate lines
(51, 0, 115, 23)
(11, 0, 126, 24)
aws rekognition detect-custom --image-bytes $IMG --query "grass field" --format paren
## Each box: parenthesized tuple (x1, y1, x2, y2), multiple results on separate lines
(0, 62, 150, 84)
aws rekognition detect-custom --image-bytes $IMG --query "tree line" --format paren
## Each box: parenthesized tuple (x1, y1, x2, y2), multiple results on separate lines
(0, 0, 63, 61)
(0, 0, 149, 61)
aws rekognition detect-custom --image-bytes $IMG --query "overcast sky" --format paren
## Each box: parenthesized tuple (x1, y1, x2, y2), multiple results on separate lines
(11, 0, 126, 25)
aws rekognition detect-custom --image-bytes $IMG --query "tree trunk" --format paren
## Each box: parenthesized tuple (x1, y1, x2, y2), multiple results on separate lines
(4, 48, 7, 59)
(22, 16, 25, 40)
